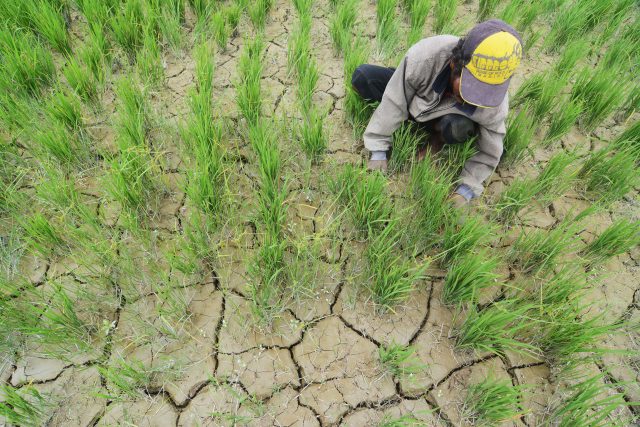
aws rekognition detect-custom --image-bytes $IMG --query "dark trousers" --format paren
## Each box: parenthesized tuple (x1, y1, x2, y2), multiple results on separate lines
(351, 64, 477, 145)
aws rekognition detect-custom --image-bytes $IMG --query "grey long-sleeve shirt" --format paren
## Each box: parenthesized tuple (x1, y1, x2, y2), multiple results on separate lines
(363, 35, 509, 197)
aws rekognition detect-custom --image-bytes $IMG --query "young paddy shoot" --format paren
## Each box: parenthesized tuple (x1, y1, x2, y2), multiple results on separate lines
(379, 342, 425, 378)
(443, 252, 499, 305)
(434, 0, 457, 33)
(580, 219, 640, 266)
(463, 376, 524, 426)
(27, 0, 70, 54)
(404, 0, 431, 46)
(237, 36, 264, 127)
(376, 0, 399, 56)
(330, 0, 357, 52)
(579, 144, 639, 203)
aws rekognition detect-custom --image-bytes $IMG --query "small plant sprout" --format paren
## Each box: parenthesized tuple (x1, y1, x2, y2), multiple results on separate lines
(0, 385, 50, 427)
(297, 106, 327, 163)
(477, 0, 501, 22)
(462, 375, 524, 426)
(579, 144, 639, 203)
(570, 65, 625, 132)
(454, 299, 538, 356)
(433, 0, 457, 33)
(237, 36, 264, 127)
(137, 24, 164, 86)
(248, 0, 273, 29)
(379, 342, 425, 378)
(330, 0, 357, 52)
(502, 107, 535, 165)
(443, 252, 499, 305)
(388, 122, 423, 174)
(63, 56, 99, 104)
(580, 219, 640, 266)
(28, 0, 70, 54)
(544, 98, 582, 146)
(211, 11, 228, 50)
(45, 88, 83, 132)
(404, 0, 431, 46)
(376, 0, 399, 56)
(443, 212, 495, 263)
(110, 0, 145, 57)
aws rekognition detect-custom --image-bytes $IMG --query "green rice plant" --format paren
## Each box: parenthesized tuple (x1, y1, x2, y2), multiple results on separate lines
(0, 27, 56, 97)
(297, 107, 327, 163)
(379, 342, 426, 377)
(388, 122, 423, 174)
(115, 77, 147, 149)
(350, 170, 392, 236)
(579, 144, 639, 203)
(548, 374, 632, 427)
(410, 156, 453, 248)
(248, 232, 286, 324)
(32, 120, 86, 166)
(443, 213, 495, 262)
(0, 385, 49, 427)
(620, 83, 639, 121)
(534, 151, 577, 197)
(433, 0, 457, 33)
(405, 0, 431, 46)
(185, 131, 225, 217)
(36, 166, 96, 226)
(248, 0, 272, 29)
(509, 218, 581, 274)
(570, 65, 625, 132)
(45, 88, 83, 132)
(80, 24, 110, 84)
(596, 0, 635, 47)
(499, 0, 542, 35)
(376, 0, 399, 56)
(463, 376, 524, 426)
(98, 357, 161, 401)
(531, 74, 567, 122)
(236, 37, 264, 127)
(330, 0, 357, 52)
(614, 120, 639, 152)
(443, 252, 499, 305)
(580, 219, 640, 266)
(189, 0, 212, 24)
(477, 0, 500, 21)
(379, 415, 424, 426)
(502, 107, 535, 164)
(543, 0, 610, 53)
(454, 299, 538, 356)
(296, 54, 318, 110)
(366, 219, 428, 310)
(287, 14, 311, 73)
(552, 38, 589, 78)
(137, 25, 164, 85)
(76, 0, 113, 29)
(156, 0, 184, 49)
(511, 72, 545, 108)
(21, 213, 66, 257)
(0, 92, 33, 132)
(111, 0, 145, 57)
(293, 0, 313, 14)
(544, 98, 582, 146)
(63, 56, 99, 103)
(225, 4, 242, 36)
(211, 11, 228, 50)
(27, 0, 70, 54)
(492, 178, 537, 225)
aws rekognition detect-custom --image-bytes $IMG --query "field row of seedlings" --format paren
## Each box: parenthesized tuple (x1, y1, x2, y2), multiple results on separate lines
(0, 0, 639, 425)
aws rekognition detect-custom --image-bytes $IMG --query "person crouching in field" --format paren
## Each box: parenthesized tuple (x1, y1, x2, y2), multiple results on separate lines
(351, 19, 523, 207)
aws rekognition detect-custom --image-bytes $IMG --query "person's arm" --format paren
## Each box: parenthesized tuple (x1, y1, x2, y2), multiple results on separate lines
(363, 56, 418, 155)
(456, 116, 506, 199)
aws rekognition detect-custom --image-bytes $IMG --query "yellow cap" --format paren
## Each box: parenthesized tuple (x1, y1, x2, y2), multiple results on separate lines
(465, 32, 522, 85)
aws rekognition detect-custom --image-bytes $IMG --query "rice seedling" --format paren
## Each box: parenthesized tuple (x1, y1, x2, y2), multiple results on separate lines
(570, 65, 625, 132)
(433, 0, 457, 33)
(32, 120, 86, 166)
(330, 0, 357, 52)
(98, 357, 166, 401)
(579, 144, 638, 203)
(404, 0, 431, 46)
(511, 72, 545, 108)
(594, 0, 635, 49)
(477, 0, 500, 22)
(547, 374, 631, 427)
(225, 4, 242, 36)
(79, 24, 109, 84)
(0, 92, 33, 132)
(533, 151, 577, 204)
(0, 27, 56, 97)
(137, 25, 164, 85)
(614, 120, 639, 156)
(297, 107, 327, 163)
(492, 178, 537, 225)
(552, 39, 589, 78)
(387, 122, 423, 174)
(76, 0, 113, 29)
(366, 219, 428, 310)
(111, 0, 145, 57)
(462, 376, 524, 426)
(376, 0, 399, 56)
(63, 56, 99, 103)
(115, 78, 147, 149)
(443, 252, 499, 305)
(379, 342, 426, 377)
(410, 156, 453, 248)
(544, 98, 582, 146)
(21, 213, 66, 258)
(508, 218, 581, 274)
(454, 299, 538, 356)
(45, 88, 83, 132)
(0, 385, 49, 427)
(189, 0, 213, 24)
(502, 107, 535, 165)
(287, 14, 311, 73)
(36, 166, 96, 226)
(155, 0, 184, 49)
(531, 75, 567, 123)
(236, 37, 264, 127)
(248, 233, 286, 323)
(211, 11, 228, 50)
(344, 37, 375, 135)
(295, 53, 318, 110)
(27, 0, 70, 54)
(248, 0, 273, 29)
(543, 0, 610, 53)
(442, 213, 495, 262)
(620, 84, 640, 121)
(580, 219, 640, 266)
(350, 170, 392, 236)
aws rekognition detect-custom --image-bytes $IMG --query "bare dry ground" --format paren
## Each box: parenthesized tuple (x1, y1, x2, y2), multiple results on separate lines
(1, 0, 639, 426)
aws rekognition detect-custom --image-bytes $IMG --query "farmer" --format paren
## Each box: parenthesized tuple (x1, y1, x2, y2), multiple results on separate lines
(351, 19, 522, 206)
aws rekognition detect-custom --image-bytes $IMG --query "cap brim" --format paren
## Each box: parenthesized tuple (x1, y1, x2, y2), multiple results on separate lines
(459, 68, 510, 108)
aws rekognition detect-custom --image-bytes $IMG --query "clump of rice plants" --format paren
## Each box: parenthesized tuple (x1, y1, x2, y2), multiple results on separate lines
(115, 78, 147, 149)
(580, 219, 640, 266)
(0, 27, 56, 97)
(330, 0, 357, 52)
(511, 72, 545, 108)
(80, 24, 110, 84)
(403, 0, 431, 46)
(0, 385, 50, 427)
(492, 178, 538, 225)
(578, 144, 638, 203)
(248, 0, 273, 29)
(224, 3, 242, 37)
(552, 38, 590, 78)
(502, 107, 535, 164)
(248, 233, 287, 324)
(63, 56, 99, 103)
(387, 122, 423, 174)
(379, 341, 425, 377)
(366, 219, 428, 310)
(236, 36, 264, 127)
(462, 376, 524, 426)
(454, 299, 538, 356)
(343, 36, 375, 137)
(137, 25, 164, 85)
(99, 357, 169, 401)
(27, 0, 70, 54)
(45, 88, 83, 132)
(211, 11, 228, 50)
(76, 0, 113, 29)
(499, 0, 541, 42)
(570, 65, 625, 132)
(433, 0, 457, 33)
(544, 98, 582, 146)
(31, 120, 87, 167)
(20, 213, 66, 258)
(509, 218, 581, 274)
(376, 0, 399, 56)
(614, 120, 639, 155)
(110, 0, 145, 57)
(477, 0, 501, 22)
(443, 252, 499, 305)
(443, 213, 495, 262)
(297, 107, 327, 163)
(543, 0, 610, 53)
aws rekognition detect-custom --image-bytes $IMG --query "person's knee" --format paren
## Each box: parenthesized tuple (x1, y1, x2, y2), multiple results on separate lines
(351, 65, 367, 98)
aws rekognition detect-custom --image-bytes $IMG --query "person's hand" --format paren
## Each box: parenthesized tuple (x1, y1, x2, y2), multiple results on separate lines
(367, 158, 388, 172)
(449, 193, 468, 208)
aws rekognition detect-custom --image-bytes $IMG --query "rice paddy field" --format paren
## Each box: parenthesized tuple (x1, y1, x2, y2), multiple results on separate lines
(0, 0, 639, 425)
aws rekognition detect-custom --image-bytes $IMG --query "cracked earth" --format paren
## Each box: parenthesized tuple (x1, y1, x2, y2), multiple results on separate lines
(1, 0, 639, 426)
